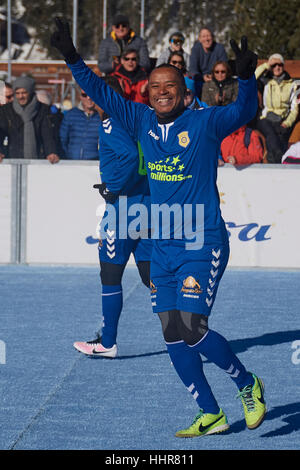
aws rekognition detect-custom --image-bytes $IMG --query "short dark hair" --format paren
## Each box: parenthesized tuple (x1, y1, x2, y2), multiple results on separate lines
(151, 63, 187, 94)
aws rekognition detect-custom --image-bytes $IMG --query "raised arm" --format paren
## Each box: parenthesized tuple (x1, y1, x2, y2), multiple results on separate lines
(51, 17, 145, 139)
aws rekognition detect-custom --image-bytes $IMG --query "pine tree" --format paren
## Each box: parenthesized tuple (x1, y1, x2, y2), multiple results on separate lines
(228, 0, 300, 59)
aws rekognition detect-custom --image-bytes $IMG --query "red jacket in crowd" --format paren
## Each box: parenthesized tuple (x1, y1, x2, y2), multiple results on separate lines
(111, 64, 149, 105)
(221, 125, 264, 165)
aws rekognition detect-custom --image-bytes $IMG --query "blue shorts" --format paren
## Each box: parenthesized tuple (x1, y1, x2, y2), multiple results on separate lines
(99, 235, 152, 264)
(150, 239, 229, 316)
(98, 195, 152, 265)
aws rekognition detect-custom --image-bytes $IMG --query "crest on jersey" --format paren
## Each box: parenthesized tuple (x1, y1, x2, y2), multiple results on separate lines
(177, 131, 190, 148)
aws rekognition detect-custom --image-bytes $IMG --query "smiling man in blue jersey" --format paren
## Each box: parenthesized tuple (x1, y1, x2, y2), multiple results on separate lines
(51, 19, 266, 436)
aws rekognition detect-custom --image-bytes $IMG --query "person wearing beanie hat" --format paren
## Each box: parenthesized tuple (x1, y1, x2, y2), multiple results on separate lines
(255, 52, 299, 163)
(0, 75, 59, 163)
(13, 76, 35, 95)
(156, 31, 190, 72)
(98, 14, 150, 74)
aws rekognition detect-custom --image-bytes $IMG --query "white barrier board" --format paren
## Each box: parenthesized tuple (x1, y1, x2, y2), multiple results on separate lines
(13, 162, 300, 268)
(0, 165, 12, 263)
(26, 163, 104, 264)
(218, 166, 300, 268)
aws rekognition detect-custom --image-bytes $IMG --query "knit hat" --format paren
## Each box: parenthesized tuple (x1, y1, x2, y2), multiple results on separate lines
(112, 14, 129, 26)
(184, 76, 195, 94)
(268, 53, 284, 65)
(13, 76, 35, 94)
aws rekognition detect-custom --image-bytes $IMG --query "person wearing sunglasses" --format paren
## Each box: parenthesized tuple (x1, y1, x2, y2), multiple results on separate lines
(156, 32, 190, 72)
(59, 88, 101, 160)
(110, 48, 149, 104)
(0, 82, 14, 105)
(167, 51, 187, 75)
(201, 61, 238, 107)
(255, 53, 299, 163)
(98, 14, 150, 75)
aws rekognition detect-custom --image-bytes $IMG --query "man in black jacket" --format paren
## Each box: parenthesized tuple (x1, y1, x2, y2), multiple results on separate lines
(0, 76, 59, 163)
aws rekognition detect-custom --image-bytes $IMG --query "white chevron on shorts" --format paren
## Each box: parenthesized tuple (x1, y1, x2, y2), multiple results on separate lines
(106, 230, 115, 238)
(207, 287, 214, 296)
(212, 259, 220, 268)
(210, 268, 218, 278)
(212, 248, 221, 258)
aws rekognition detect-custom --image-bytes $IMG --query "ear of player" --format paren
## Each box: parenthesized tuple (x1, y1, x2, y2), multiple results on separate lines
(230, 36, 257, 80)
(50, 17, 79, 64)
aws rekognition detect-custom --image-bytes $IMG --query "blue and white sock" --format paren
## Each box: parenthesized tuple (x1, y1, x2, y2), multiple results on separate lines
(101, 284, 123, 348)
(189, 329, 254, 390)
(166, 341, 220, 414)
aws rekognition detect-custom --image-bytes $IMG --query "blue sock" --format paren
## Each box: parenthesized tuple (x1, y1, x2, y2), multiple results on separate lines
(101, 284, 123, 348)
(190, 330, 254, 390)
(166, 341, 220, 414)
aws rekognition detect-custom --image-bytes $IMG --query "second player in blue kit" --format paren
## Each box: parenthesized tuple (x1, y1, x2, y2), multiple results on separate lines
(52, 19, 267, 436)
(74, 76, 152, 358)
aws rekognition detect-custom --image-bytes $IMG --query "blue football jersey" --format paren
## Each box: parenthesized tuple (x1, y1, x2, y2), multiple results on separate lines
(69, 58, 258, 245)
(98, 117, 149, 197)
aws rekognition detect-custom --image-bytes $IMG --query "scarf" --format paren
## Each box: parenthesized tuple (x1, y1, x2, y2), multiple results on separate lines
(13, 94, 39, 158)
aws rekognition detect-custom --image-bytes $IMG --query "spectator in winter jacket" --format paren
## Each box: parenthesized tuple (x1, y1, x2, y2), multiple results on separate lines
(36, 89, 64, 158)
(98, 14, 150, 75)
(183, 76, 208, 110)
(59, 88, 101, 160)
(156, 32, 190, 72)
(0, 76, 59, 163)
(189, 28, 227, 82)
(221, 125, 264, 166)
(110, 48, 149, 105)
(201, 61, 238, 107)
(255, 53, 299, 163)
(0, 82, 14, 105)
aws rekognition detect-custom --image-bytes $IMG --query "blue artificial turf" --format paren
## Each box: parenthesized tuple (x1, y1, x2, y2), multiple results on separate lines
(0, 265, 299, 450)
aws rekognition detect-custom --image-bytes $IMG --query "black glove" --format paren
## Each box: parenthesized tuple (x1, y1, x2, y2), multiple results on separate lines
(230, 36, 257, 80)
(50, 17, 80, 64)
(93, 183, 119, 204)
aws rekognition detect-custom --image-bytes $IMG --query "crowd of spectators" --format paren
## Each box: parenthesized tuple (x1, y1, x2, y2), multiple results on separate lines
(0, 13, 299, 166)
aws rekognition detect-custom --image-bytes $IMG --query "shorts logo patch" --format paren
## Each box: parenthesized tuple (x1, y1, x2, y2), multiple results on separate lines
(150, 280, 157, 306)
(177, 131, 190, 148)
(150, 280, 157, 294)
(181, 276, 202, 298)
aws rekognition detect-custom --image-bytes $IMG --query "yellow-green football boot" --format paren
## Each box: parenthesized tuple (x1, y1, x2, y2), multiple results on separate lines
(236, 373, 266, 429)
(175, 408, 229, 438)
